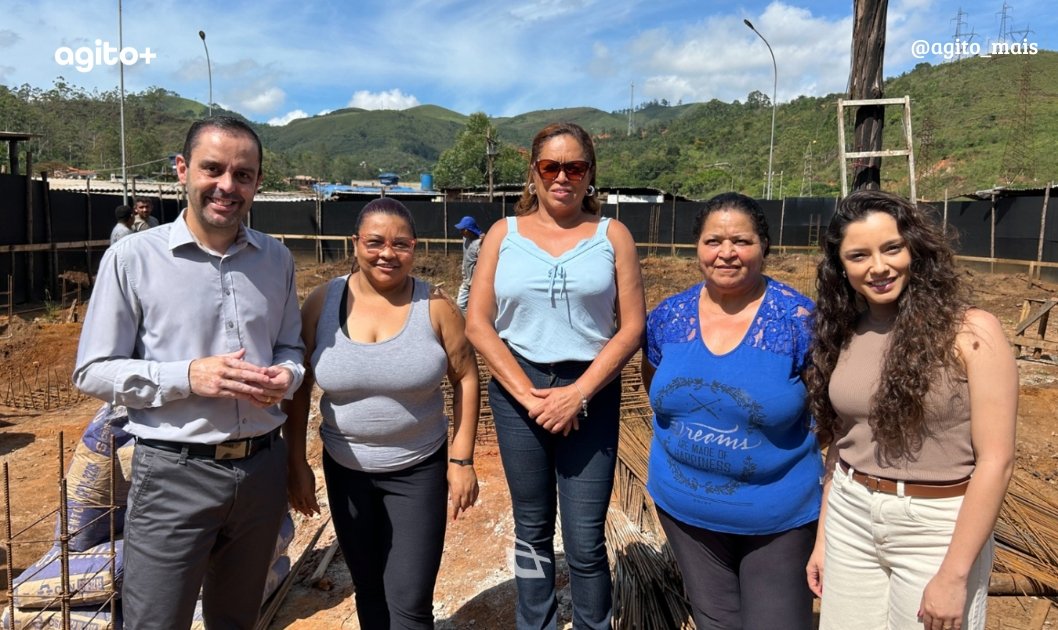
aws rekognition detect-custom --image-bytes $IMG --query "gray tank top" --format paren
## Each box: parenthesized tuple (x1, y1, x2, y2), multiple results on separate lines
(312, 275, 448, 472)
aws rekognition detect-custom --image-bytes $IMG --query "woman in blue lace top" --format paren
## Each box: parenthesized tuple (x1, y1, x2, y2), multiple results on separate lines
(643, 192, 823, 629)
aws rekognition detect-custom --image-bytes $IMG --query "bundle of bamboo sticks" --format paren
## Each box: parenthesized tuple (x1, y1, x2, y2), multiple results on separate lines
(993, 472, 1058, 595)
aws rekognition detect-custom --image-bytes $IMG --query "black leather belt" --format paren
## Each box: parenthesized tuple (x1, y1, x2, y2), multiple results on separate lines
(138, 427, 281, 461)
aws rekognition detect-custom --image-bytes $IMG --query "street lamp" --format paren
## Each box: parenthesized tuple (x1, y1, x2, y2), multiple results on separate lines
(198, 30, 213, 116)
(118, 0, 128, 203)
(744, 18, 777, 200)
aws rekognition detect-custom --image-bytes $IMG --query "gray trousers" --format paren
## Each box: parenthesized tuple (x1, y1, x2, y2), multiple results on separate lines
(122, 438, 288, 630)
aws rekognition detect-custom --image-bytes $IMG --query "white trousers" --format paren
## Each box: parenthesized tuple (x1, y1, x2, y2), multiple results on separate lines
(819, 463, 993, 630)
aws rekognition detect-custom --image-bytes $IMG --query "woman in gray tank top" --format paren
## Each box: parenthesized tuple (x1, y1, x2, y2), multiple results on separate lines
(284, 198, 480, 630)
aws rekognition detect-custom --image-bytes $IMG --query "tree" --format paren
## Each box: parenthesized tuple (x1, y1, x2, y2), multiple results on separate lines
(433, 113, 524, 189)
(746, 90, 771, 109)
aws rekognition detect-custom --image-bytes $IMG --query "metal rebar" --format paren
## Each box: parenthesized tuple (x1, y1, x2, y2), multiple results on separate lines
(108, 433, 117, 619)
(58, 432, 71, 630)
(5, 462, 16, 628)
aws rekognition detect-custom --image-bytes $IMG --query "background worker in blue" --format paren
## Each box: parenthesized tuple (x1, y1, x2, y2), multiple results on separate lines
(454, 215, 483, 312)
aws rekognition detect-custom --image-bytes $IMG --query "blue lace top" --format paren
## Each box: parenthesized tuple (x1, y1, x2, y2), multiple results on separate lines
(645, 278, 823, 534)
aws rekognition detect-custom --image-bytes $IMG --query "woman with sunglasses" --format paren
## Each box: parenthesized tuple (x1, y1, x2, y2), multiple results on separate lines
(642, 192, 823, 629)
(466, 122, 645, 629)
(285, 198, 480, 630)
(805, 190, 1017, 630)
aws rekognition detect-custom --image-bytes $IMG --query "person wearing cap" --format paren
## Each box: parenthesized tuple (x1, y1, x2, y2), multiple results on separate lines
(454, 215, 483, 312)
(110, 205, 135, 245)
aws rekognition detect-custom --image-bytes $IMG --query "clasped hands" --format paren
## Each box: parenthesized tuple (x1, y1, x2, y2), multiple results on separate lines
(526, 383, 583, 436)
(189, 348, 292, 408)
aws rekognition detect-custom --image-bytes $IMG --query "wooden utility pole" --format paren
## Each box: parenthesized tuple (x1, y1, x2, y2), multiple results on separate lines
(849, 0, 888, 190)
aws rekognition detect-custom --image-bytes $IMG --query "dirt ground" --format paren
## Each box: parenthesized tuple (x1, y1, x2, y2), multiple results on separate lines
(0, 251, 1055, 629)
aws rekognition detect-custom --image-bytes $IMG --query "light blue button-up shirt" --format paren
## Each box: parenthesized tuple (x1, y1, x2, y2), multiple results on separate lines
(73, 210, 305, 444)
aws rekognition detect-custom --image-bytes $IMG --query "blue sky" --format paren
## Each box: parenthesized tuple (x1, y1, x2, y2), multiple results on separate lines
(1, 0, 1053, 126)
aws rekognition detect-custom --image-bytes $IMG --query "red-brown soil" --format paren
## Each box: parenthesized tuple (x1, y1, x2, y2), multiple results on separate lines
(0, 252, 1055, 629)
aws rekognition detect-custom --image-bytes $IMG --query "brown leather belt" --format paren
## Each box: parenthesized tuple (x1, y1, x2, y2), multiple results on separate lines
(839, 459, 970, 499)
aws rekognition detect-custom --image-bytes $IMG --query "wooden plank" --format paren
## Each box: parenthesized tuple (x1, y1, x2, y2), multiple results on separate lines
(1015, 299, 1058, 336)
(844, 149, 912, 159)
(1029, 598, 1052, 630)
(904, 96, 917, 204)
(841, 97, 908, 106)
(989, 572, 1058, 596)
(1013, 335, 1058, 353)
(0, 240, 109, 254)
(253, 516, 331, 630)
(838, 100, 848, 197)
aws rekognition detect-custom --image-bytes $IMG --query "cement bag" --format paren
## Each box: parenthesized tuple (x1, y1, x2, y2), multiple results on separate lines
(272, 511, 295, 564)
(80, 404, 133, 456)
(12, 540, 123, 609)
(61, 405, 135, 551)
(1, 606, 118, 630)
(261, 555, 291, 604)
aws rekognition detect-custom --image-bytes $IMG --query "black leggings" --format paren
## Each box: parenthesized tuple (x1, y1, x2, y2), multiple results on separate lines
(657, 507, 817, 630)
(323, 447, 448, 630)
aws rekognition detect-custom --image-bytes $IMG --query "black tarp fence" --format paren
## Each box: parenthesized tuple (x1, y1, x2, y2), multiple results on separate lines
(2, 172, 1057, 303)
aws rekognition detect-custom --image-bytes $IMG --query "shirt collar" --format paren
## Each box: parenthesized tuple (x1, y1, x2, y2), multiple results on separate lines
(169, 209, 260, 256)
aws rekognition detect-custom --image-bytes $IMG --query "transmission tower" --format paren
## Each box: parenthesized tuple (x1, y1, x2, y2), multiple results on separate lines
(1008, 26, 1034, 43)
(999, 56, 1036, 184)
(950, 8, 976, 61)
(917, 112, 937, 197)
(996, 1, 1014, 44)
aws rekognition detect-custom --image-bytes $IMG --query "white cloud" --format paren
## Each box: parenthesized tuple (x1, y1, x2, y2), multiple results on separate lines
(347, 89, 420, 110)
(236, 86, 285, 114)
(616, 2, 852, 106)
(267, 109, 309, 126)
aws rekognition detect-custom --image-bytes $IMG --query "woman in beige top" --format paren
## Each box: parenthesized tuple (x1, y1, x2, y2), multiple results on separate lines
(804, 190, 1017, 630)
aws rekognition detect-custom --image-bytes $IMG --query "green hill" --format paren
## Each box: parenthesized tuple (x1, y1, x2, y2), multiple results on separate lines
(3, 50, 1057, 198)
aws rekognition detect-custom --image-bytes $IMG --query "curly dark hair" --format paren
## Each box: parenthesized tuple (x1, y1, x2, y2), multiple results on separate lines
(514, 122, 601, 216)
(805, 190, 968, 461)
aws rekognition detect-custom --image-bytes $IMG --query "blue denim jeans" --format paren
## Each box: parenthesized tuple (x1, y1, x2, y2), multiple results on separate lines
(489, 352, 620, 630)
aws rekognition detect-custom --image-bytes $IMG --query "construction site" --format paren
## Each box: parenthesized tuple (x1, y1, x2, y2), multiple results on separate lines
(2, 10, 1058, 618)
(0, 242, 1055, 628)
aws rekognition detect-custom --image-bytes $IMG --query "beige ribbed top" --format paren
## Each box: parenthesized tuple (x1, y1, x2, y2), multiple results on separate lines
(829, 319, 974, 482)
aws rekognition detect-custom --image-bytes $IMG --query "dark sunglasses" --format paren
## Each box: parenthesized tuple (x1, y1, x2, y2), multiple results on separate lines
(533, 159, 592, 182)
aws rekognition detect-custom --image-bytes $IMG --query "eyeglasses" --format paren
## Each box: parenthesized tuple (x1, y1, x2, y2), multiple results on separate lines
(356, 235, 416, 255)
(533, 159, 592, 182)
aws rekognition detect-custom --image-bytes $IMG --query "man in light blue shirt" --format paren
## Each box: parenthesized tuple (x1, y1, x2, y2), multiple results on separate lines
(110, 204, 134, 245)
(73, 116, 304, 629)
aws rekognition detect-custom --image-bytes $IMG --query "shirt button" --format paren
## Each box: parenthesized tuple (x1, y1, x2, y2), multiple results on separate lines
(227, 322, 234, 329)
(225, 289, 231, 295)
(241, 418, 247, 424)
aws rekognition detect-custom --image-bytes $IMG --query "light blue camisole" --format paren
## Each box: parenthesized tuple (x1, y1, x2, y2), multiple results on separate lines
(494, 216, 617, 363)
